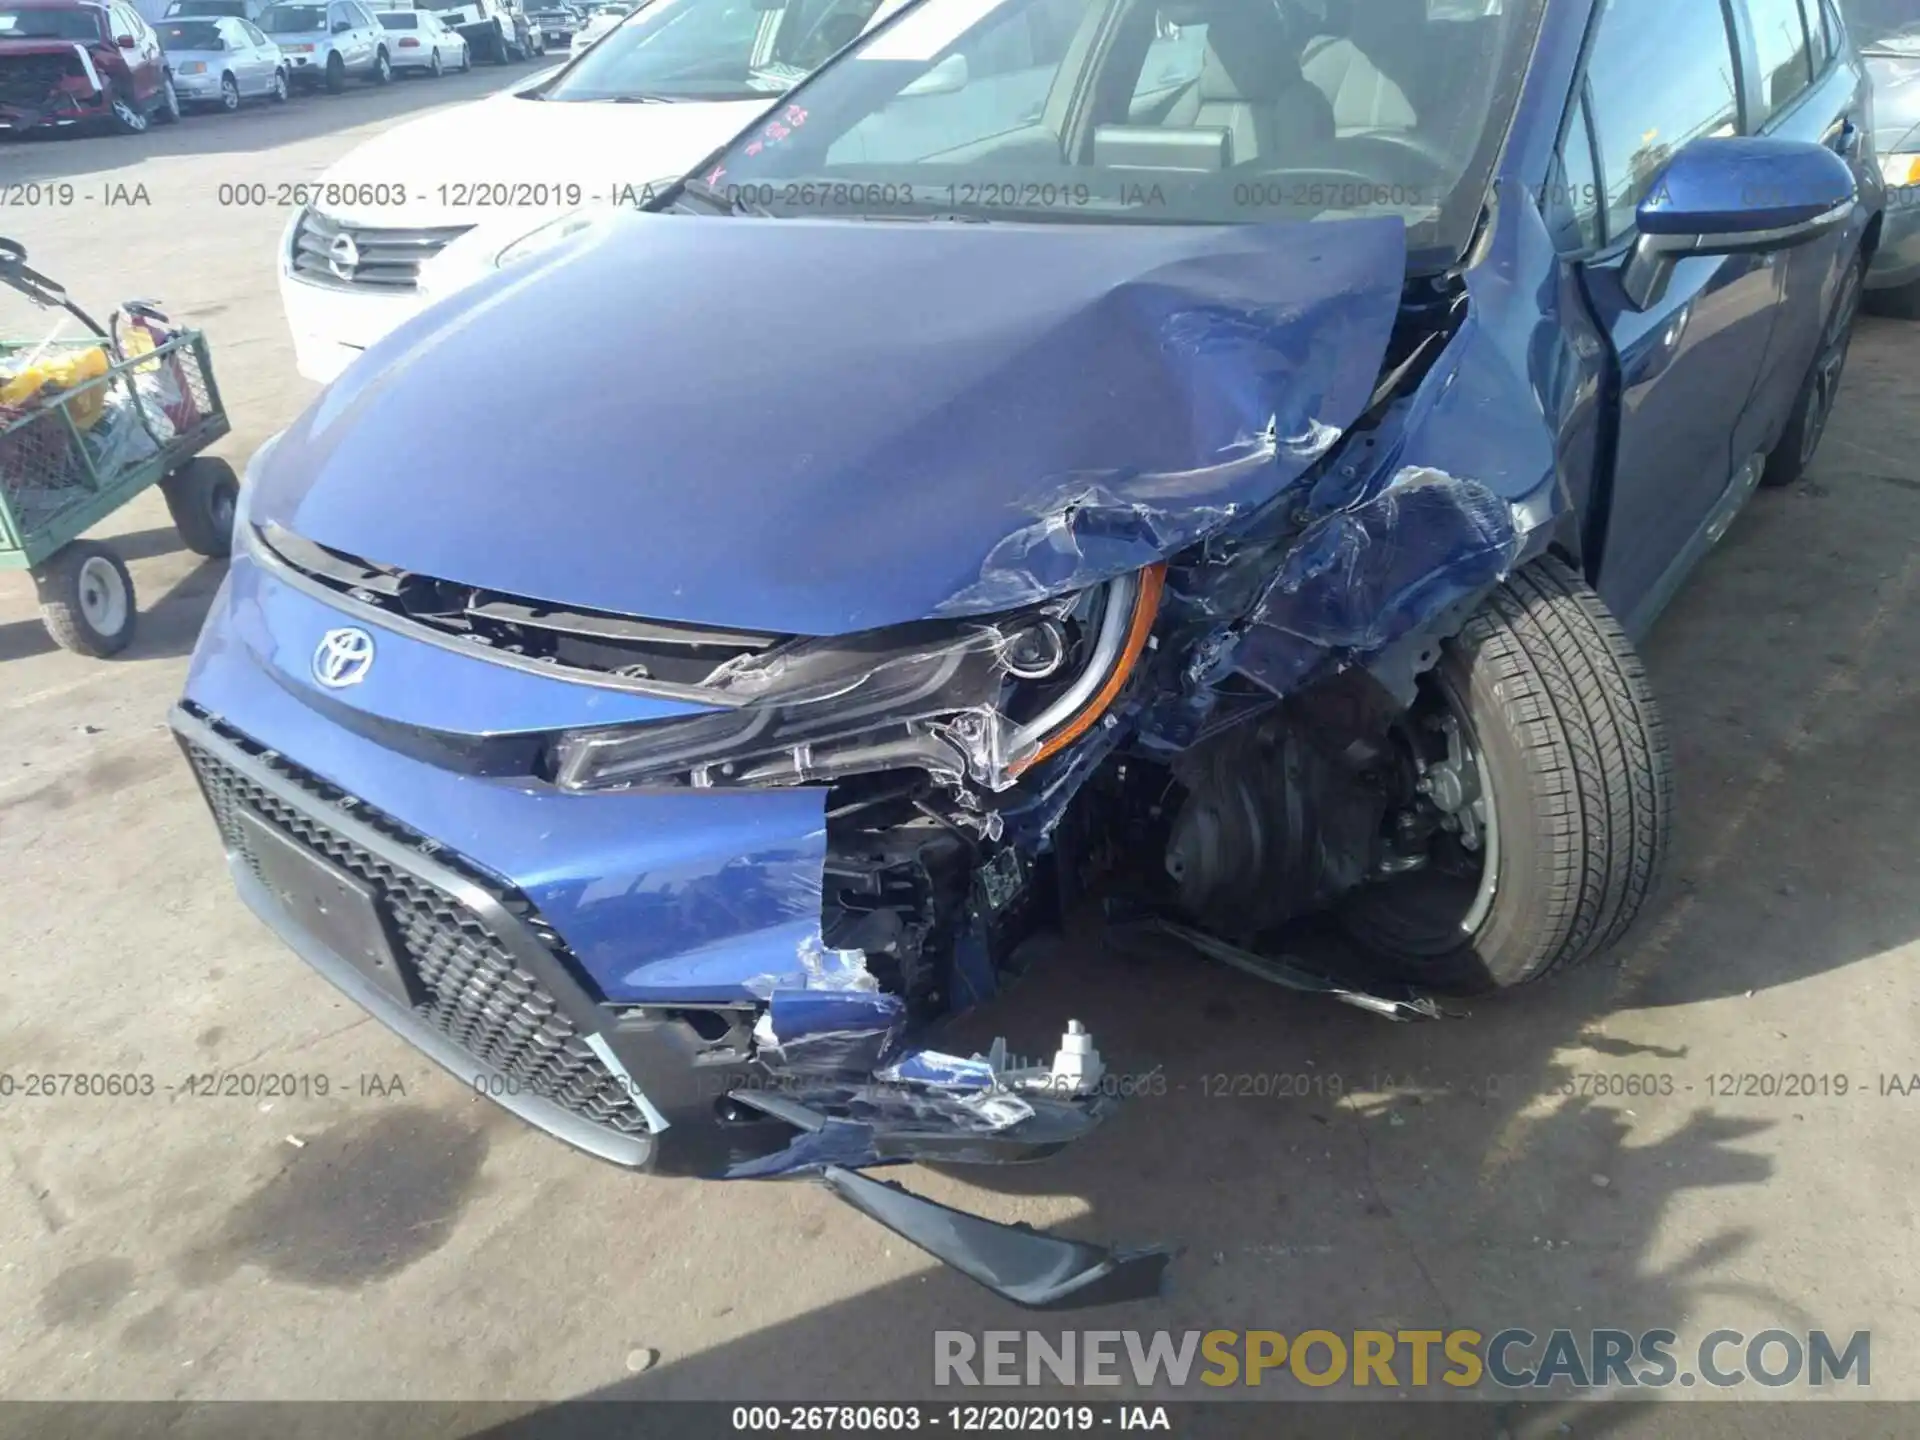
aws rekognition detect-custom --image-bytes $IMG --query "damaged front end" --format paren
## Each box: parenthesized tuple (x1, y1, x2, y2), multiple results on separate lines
(0, 44, 109, 131)
(178, 205, 1570, 1308)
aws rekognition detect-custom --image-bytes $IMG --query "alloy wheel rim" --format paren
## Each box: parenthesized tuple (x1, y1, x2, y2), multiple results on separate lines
(114, 98, 145, 131)
(77, 556, 128, 635)
(223, 78, 239, 109)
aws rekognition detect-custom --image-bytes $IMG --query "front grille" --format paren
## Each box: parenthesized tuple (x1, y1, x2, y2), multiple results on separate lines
(182, 729, 652, 1138)
(290, 207, 473, 293)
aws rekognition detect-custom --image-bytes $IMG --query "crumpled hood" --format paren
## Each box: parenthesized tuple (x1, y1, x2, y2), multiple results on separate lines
(252, 210, 1406, 635)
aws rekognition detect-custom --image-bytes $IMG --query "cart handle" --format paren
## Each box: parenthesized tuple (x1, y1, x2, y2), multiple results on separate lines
(0, 235, 111, 342)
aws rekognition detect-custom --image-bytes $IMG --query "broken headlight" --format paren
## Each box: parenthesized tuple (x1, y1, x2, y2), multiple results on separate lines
(550, 565, 1165, 793)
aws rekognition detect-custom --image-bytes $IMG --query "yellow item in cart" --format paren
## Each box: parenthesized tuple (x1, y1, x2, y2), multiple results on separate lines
(0, 345, 112, 430)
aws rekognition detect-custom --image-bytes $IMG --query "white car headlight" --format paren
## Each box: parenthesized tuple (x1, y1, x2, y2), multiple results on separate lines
(494, 209, 602, 268)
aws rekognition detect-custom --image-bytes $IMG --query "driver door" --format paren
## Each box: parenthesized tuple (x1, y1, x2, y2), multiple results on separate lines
(1560, 0, 1783, 638)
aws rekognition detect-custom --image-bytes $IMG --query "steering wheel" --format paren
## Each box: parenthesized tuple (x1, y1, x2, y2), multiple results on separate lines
(1334, 128, 1459, 185)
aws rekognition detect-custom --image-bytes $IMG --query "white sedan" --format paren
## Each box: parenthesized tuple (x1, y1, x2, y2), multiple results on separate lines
(566, 4, 623, 55)
(279, 0, 907, 385)
(376, 8, 469, 74)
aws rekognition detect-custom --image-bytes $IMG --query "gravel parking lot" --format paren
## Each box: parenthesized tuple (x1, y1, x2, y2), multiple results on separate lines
(2, 77, 1919, 1425)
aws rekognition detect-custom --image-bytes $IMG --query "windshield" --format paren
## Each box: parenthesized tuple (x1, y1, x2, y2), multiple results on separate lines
(695, 0, 1543, 258)
(0, 7, 103, 38)
(261, 2, 327, 28)
(160, 16, 225, 41)
(1841, 0, 1919, 49)
(547, 0, 891, 101)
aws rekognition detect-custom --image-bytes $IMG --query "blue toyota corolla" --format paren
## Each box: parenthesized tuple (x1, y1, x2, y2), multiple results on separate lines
(176, 0, 1887, 1304)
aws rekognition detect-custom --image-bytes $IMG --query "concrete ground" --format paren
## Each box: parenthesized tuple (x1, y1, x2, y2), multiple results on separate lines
(1, 74, 1918, 1428)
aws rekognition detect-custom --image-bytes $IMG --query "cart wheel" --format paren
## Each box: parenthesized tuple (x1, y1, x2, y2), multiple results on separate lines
(161, 456, 240, 559)
(34, 542, 136, 658)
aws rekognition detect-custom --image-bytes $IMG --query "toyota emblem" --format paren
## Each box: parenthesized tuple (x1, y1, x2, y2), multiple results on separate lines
(328, 231, 360, 280)
(313, 627, 375, 688)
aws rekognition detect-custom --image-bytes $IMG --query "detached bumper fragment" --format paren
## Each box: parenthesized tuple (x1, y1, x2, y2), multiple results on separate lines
(820, 1164, 1172, 1310)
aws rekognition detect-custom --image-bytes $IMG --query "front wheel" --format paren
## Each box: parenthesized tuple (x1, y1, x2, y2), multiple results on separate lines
(107, 84, 148, 134)
(33, 541, 137, 657)
(219, 73, 240, 111)
(1339, 557, 1673, 993)
(324, 51, 347, 92)
(1761, 254, 1863, 488)
(429, 49, 443, 77)
(370, 47, 391, 84)
(270, 66, 289, 102)
(458, 43, 471, 71)
(156, 75, 181, 123)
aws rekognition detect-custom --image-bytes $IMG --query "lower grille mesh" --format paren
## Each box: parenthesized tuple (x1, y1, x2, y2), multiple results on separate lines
(183, 731, 651, 1137)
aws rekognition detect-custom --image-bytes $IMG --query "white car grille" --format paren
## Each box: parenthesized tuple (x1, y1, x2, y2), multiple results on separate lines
(290, 207, 475, 293)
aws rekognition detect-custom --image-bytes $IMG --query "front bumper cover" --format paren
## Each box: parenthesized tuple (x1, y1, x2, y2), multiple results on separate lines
(171, 702, 1158, 1308)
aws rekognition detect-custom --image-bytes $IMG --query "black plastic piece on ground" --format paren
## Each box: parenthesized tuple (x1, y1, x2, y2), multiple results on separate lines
(819, 1164, 1171, 1309)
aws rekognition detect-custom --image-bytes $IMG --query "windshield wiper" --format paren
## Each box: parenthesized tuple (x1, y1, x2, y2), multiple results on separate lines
(673, 176, 771, 217)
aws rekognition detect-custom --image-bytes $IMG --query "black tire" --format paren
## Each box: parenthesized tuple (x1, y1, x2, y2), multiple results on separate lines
(219, 73, 240, 111)
(161, 456, 240, 559)
(458, 43, 470, 71)
(490, 20, 510, 63)
(429, 50, 443, 77)
(33, 541, 137, 658)
(1865, 277, 1920, 321)
(324, 51, 347, 92)
(370, 46, 391, 84)
(156, 76, 181, 123)
(1761, 254, 1863, 488)
(270, 66, 289, 102)
(1339, 557, 1672, 993)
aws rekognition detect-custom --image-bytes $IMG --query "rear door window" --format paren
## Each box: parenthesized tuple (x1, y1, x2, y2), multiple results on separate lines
(1583, 0, 1741, 240)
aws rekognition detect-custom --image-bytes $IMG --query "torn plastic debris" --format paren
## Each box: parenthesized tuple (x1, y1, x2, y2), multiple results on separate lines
(727, 1021, 1120, 1177)
(1141, 916, 1447, 1022)
(752, 987, 907, 1077)
(820, 1164, 1172, 1311)
(722, 1080, 1109, 1176)
(1228, 466, 1524, 699)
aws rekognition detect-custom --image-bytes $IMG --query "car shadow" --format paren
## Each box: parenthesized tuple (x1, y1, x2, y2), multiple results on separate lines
(0, 64, 532, 182)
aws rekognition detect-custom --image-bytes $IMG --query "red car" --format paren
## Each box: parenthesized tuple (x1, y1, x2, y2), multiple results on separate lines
(0, 0, 179, 134)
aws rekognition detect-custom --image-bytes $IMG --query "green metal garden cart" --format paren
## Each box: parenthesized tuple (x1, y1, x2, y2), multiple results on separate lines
(0, 236, 234, 657)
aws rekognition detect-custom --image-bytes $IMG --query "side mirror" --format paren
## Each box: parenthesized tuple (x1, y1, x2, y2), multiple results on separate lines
(331, 17, 350, 28)
(900, 51, 968, 97)
(1623, 136, 1856, 310)
(116, 32, 136, 45)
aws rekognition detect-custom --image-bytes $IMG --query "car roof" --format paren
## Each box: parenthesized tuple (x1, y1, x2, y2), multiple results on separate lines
(5, 0, 111, 10)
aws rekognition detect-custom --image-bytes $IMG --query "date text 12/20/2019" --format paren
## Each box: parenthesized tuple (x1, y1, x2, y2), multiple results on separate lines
(731, 1406, 1170, 1432)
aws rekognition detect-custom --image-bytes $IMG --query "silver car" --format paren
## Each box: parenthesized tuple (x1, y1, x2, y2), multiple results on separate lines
(258, 0, 391, 90)
(159, 14, 289, 107)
